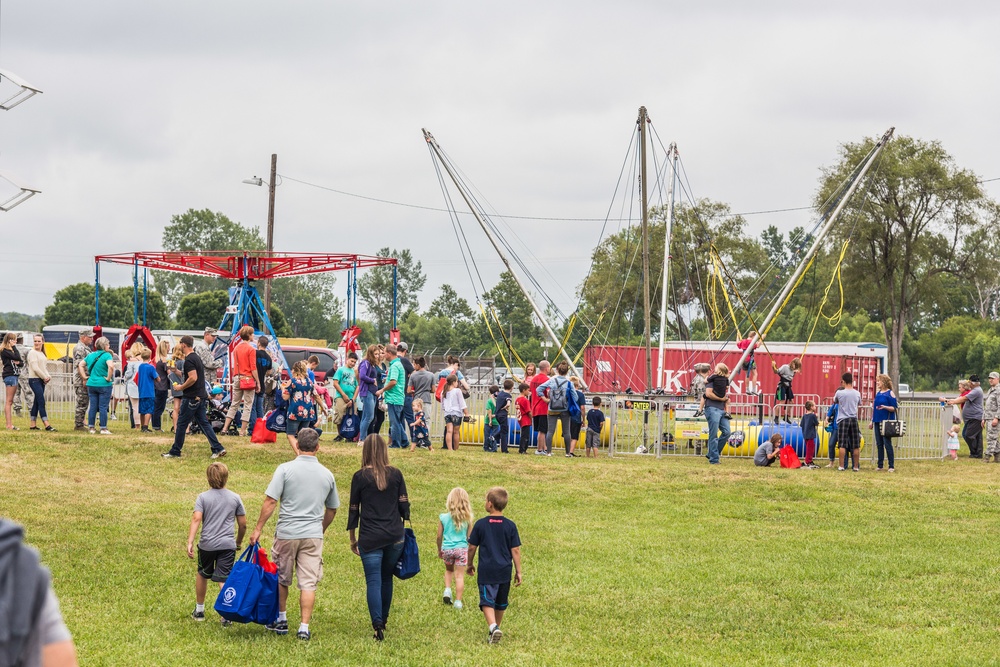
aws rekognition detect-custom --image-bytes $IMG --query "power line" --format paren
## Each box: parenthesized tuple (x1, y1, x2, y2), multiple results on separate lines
(281, 173, 1000, 223)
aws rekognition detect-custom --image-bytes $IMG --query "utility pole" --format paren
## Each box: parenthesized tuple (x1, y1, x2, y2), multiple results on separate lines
(264, 153, 277, 314)
(638, 106, 652, 392)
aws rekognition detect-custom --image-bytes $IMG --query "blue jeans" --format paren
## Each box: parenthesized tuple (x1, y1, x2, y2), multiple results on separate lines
(151, 390, 168, 430)
(248, 392, 265, 432)
(359, 541, 405, 629)
(704, 406, 731, 464)
(387, 402, 407, 448)
(168, 397, 224, 456)
(28, 378, 47, 421)
(87, 385, 112, 429)
(873, 426, 894, 469)
(402, 396, 414, 437)
(359, 392, 376, 439)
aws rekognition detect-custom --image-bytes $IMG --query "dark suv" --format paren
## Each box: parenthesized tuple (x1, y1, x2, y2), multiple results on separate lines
(280, 346, 338, 382)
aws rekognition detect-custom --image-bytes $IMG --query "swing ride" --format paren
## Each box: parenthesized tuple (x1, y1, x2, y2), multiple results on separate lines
(92, 250, 398, 376)
(422, 109, 894, 455)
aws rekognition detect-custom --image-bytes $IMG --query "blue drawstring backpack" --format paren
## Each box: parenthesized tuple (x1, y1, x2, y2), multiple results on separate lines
(394, 523, 420, 580)
(339, 408, 360, 441)
(265, 408, 287, 433)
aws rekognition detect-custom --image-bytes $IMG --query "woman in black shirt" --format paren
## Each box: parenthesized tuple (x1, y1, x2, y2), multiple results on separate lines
(348, 434, 410, 641)
(2, 332, 23, 430)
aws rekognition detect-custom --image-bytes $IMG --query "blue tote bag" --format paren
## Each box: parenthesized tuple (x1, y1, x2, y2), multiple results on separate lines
(254, 568, 280, 625)
(215, 545, 265, 623)
(265, 408, 287, 433)
(393, 524, 420, 580)
(339, 408, 360, 440)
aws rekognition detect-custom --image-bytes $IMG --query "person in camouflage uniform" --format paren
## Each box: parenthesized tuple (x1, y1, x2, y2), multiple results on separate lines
(193, 327, 224, 379)
(73, 329, 95, 430)
(984, 372, 1000, 462)
(12, 335, 33, 416)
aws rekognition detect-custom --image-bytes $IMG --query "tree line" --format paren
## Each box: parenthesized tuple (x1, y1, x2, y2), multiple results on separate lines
(27, 134, 1000, 390)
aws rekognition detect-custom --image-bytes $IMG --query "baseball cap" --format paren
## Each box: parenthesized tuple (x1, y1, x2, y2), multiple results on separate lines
(79, 328, 94, 338)
(204, 327, 218, 335)
(397, 341, 408, 352)
(990, 372, 1000, 380)
(969, 374, 980, 383)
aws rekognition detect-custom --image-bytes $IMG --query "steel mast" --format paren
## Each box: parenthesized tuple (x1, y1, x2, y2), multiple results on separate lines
(423, 128, 580, 376)
(656, 142, 678, 389)
(638, 107, 653, 391)
(727, 127, 895, 383)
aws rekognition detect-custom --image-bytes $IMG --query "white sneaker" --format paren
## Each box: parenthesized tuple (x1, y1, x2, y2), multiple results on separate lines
(453, 600, 463, 609)
(100, 429, 112, 435)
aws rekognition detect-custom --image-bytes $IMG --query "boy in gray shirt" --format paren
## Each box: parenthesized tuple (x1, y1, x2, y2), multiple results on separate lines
(835, 372, 863, 471)
(187, 462, 246, 624)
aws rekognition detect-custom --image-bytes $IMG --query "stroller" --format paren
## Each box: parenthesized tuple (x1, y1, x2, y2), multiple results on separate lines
(190, 384, 239, 436)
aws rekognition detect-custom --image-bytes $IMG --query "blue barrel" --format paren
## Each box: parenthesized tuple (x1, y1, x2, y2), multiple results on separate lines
(758, 422, 806, 457)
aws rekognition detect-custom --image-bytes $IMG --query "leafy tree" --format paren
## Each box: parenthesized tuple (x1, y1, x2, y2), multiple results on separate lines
(427, 284, 474, 321)
(578, 199, 766, 344)
(157, 209, 265, 311)
(961, 214, 1000, 320)
(816, 135, 990, 384)
(0, 312, 44, 331)
(175, 290, 292, 337)
(909, 316, 1000, 390)
(357, 248, 427, 339)
(270, 275, 344, 340)
(44, 283, 169, 329)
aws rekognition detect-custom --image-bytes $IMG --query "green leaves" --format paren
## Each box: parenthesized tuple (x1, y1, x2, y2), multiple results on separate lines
(44, 283, 169, 329)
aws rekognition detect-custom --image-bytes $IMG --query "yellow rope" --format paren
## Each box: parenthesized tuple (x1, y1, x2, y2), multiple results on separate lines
(800, 240, 850, 360)
(707, 254, 727, 340)
(479, 303, 518, 381)
(558, 313, 577, 359)
(710, 249, 742, 340)
(573, 311, 605, 365)
(760, 254, 816, 340)
(488, 305, 527, 372)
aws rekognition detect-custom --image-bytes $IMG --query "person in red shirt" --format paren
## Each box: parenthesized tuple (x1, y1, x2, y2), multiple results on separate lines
(528, 361, 551, 455)
(222, 326, 260, 436)
(515, 383, 532, 454)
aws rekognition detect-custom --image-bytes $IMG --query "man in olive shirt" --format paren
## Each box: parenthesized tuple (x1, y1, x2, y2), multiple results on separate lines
(379, 344, 408, 449)
(249, 429, 338, 641)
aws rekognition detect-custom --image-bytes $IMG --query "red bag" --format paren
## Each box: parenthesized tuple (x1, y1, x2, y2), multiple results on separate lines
(251, 418, 277, 444)
(434, 375, 448, 402)
(779, 445, 802, 469)
(257, 546, 278, 575)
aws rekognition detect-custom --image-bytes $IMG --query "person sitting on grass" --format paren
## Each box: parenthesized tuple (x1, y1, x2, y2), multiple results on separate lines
(467, 487, 522, 645)
(187, 462, 246, 626)
(754, 433, 782, 467)
(437, 487, 473, 610)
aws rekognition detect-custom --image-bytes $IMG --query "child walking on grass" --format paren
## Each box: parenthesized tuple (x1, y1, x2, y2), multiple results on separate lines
(467, 487, 522, 644)
(187, 462, 246, 625)
(437, 487, 474, 609)
(946, 424, 961, 460)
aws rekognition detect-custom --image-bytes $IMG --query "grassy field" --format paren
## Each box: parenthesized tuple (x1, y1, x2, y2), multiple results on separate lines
(3, 416, 1000, 666)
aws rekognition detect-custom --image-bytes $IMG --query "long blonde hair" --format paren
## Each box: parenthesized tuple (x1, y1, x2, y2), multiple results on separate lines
(876, 373, 893, 391)
(0, 332, 15, 351)
(361, 434, 392, 491)
(446, 487, 473, 528)
(157, 340, 171, 361)
(171, 345, 185, 362)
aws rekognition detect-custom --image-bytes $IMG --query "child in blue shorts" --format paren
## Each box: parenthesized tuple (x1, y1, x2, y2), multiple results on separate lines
(467, 487, 522, 644)
(136, 347, 159, 432)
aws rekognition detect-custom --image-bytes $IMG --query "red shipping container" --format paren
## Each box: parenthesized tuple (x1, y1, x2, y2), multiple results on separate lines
(583, 342, 887, 401)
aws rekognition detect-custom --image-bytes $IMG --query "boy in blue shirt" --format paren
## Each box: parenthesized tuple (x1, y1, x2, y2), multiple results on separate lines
(137, 347, 160, 433)
(585, 396, 605, 458)
(467, 487, 522, 644)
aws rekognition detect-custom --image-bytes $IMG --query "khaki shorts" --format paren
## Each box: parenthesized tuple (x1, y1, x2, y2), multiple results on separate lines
(273, 538, 324, 591)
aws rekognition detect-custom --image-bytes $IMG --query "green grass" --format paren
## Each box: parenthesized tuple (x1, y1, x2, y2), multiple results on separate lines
(3, 416, 1000, 666)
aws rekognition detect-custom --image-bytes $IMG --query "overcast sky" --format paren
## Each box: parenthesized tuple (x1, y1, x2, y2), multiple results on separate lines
(1, 1, 998, 324)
